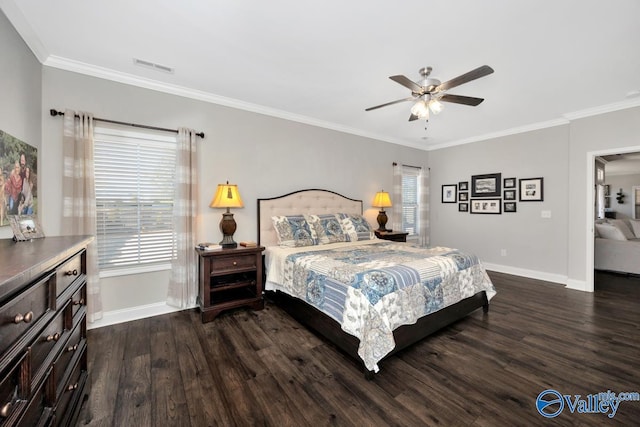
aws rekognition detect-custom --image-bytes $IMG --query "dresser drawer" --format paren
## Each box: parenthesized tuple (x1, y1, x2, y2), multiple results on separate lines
(54, 349, 86, 427)
(30, 306, 68, 387)
(210, 254, 257, 274)
(52, 322, 84, 400)
(0, 352, 27, 424)
(1, 274, 54, 360)
(16, 370, 50, 427)
(55, 252, 84, 298)
(70, 285, 86, 321)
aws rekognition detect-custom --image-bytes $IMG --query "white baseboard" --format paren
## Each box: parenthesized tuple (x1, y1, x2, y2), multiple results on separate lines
(87, 302, 196, 330)
(566, 278, 591, 292)
(483, 263, 568, 286)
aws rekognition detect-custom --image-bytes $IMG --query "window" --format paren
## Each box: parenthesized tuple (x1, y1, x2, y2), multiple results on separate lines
(93, 125, 177, 275)
(401, 165, 421, 236)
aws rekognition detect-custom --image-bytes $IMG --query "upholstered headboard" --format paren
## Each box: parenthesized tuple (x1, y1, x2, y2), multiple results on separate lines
(257, 189, 363, 247)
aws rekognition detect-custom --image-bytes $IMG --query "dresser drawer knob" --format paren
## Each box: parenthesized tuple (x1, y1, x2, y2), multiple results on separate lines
(67, 383, 78, 392)
(233, 261, 237, 266)
(68, 343, 79, 352)
(1, 402, 11, 418)
(64, 269, 79, 277)
(46, 332, 61, 342)
(73, 298, 85, 306)
(13, 311, 34, 324)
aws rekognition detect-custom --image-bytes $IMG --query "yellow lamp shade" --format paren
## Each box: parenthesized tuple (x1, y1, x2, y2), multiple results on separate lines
(372, 191, 392, 208)
(210, 182, 244, 209)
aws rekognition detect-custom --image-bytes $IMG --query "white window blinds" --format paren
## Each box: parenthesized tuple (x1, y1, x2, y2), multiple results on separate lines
(93, 125, 177, 271)
(401, 165, 421, 236)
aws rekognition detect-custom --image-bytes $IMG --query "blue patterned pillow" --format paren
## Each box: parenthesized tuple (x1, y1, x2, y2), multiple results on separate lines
(305, 214, 347, 244)
(272, 215, 318, 247)
(336, 213, 375, 241)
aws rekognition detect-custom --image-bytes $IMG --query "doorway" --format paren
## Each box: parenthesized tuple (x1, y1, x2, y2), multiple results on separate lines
(589, 150, 640, 292)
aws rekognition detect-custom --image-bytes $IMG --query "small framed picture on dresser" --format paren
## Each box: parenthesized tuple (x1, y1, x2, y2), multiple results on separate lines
(9, 215, 45, 241)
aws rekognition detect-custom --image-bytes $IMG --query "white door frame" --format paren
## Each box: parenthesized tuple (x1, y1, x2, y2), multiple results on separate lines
(586, 145, 640, 292)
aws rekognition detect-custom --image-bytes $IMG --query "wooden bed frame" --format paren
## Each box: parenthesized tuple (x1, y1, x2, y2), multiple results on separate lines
(257, 189, 489, 378)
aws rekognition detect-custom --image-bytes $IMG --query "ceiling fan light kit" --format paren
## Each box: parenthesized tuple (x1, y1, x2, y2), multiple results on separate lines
(366, 65, 494, 123)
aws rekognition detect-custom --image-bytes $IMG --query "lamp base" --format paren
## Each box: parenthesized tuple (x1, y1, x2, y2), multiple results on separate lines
(376, 210, 389, 232)
(219, 211, 238, 249)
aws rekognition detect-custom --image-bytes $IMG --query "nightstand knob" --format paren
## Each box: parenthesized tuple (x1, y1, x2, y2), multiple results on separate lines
(233, 261, 237, 266)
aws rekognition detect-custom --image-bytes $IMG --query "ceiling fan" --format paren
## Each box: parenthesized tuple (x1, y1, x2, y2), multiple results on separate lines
(365, 65, 494, 122)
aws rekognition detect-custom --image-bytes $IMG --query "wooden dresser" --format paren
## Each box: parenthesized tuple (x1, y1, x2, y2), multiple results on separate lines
(1, 236, 92, 427)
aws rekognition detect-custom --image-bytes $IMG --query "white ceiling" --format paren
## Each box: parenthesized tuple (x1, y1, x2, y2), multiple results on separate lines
(3, 0, 640, 150)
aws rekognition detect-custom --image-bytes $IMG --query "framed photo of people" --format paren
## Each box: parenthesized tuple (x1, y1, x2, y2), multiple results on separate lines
(1, 129, 38, 227)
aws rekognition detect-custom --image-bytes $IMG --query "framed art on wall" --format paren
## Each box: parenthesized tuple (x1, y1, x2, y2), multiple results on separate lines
(504, 202, 517, 213)
(442, 184, 457, 203)
(458, 203, 469, 212)
(459, 192, 468, 201)
(471, 173, 501, 197)
(470, 199, 502, 214)
(459, 181, 469, 191)
(519, 177, 544, 201)
(504, 190, 516, 200)
(503, 177, 516, 188)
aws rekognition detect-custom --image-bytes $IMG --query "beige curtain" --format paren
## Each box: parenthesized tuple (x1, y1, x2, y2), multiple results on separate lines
(419, 167, 430, 247)
(167, 128, 199, 308)
(62, 110, 103, 322)
(391, 163, 403, 232)
(391, 163, 430, 247)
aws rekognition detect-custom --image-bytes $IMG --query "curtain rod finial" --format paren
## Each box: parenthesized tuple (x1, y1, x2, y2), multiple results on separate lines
(50, 109, 62, 117)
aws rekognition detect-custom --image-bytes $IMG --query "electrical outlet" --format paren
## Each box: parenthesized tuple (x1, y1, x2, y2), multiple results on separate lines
(500, 249, 507, 257)
(541, 210, 552, 218)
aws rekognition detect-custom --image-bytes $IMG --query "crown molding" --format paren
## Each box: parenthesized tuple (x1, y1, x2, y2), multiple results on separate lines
(427, 118, 569, 151)
(43, 56, 430, 151)
(563, 97, 640, 120)
(40, 55, 640, 154)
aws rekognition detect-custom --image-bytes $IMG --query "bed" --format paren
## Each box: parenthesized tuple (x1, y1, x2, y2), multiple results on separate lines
(257, 189, 496, 377)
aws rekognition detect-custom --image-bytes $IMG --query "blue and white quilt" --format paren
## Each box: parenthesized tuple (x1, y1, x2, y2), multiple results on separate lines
(265, 239, 496, 372)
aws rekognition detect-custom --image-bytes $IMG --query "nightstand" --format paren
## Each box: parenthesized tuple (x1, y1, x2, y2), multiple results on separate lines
(196, 246, 265, 323)
(375, 230, 409, 242)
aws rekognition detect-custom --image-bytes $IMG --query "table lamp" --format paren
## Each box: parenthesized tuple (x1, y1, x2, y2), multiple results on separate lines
(210, 181, 244, 248)
(372, 190, 392, 232)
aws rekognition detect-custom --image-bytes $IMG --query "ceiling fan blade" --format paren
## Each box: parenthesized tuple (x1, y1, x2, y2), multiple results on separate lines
(439, 94, 485, 106)
(436, 65, 494, 92)
(389, 75, 424, 94)
(365, 97, 414, 111)
(409, 114, 419, 121)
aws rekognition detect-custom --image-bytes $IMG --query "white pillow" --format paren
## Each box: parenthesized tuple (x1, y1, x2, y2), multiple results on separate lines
(628, 219, 640, 238)
(610, 219, 635, 240)
(595, 223, 627, 241)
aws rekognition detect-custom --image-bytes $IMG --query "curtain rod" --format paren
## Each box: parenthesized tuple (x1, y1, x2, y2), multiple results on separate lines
(49, 109, 204, 138)
(392, 162, 421, 169)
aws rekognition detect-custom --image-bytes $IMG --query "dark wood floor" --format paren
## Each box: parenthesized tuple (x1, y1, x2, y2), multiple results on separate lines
(76, 271, 640, 426)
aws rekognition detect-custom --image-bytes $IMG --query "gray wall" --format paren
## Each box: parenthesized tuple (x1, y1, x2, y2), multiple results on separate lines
(429, 125, 570, 282)
(0, 10, 42, 240)
(40, 67, 429, 315)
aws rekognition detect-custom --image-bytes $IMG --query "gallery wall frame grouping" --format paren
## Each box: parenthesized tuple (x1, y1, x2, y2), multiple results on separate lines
(443, 172, 544, 215)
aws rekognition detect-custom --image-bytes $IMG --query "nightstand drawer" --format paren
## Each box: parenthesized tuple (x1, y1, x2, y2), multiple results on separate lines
(210, 254, 257, 274)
